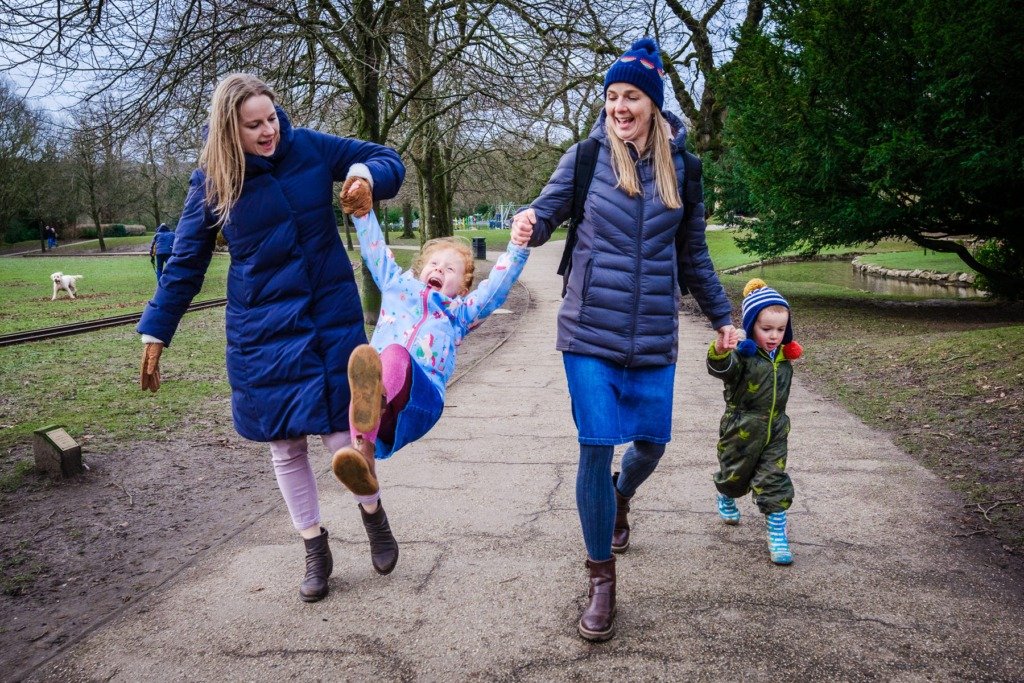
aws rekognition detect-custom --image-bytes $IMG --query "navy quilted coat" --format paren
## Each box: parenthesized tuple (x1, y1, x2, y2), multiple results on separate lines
(138, 107, 404, 441)
(526, 110, 731, 366)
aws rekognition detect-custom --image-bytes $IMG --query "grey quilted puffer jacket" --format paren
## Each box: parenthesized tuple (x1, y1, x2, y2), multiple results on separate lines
(526, 110, 732, 367)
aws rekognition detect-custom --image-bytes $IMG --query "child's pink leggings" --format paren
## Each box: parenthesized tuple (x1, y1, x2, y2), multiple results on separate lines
(269, 432, 379, 531)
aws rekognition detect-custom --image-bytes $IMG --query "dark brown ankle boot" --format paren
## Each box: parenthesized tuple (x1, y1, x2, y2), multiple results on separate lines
(612, 472, 631, 553)
(360, 500, 399, 575)
(577, 556, 616, 641)
(299, 527, 333, 602)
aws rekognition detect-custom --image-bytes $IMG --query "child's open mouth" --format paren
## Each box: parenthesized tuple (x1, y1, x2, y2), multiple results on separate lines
(427, 276, 443, 290)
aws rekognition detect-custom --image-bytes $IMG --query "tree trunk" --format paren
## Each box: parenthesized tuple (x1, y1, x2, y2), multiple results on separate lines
(402, 202, 414, 238)
(352, 0, 384, 325)
(341, 211, 354, 251)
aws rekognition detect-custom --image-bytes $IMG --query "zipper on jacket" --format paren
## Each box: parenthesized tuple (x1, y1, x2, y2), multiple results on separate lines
(764, 350, 781, 445)
(626, 157, 646, 366)
(406, 288, 431, 351)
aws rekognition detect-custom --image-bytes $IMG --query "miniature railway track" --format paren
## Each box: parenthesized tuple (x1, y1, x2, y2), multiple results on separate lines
(0, 298, 228, 347)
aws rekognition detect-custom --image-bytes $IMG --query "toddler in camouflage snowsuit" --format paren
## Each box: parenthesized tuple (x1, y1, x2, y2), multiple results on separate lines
(707, 279, 803, 564)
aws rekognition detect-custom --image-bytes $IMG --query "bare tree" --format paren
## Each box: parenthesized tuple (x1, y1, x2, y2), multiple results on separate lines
(0, 78, 42, 245)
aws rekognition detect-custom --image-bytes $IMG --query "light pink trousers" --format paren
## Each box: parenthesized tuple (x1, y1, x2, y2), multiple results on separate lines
(269, 431, 381, 531)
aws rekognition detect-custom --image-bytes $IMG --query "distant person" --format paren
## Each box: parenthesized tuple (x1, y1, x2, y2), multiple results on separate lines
(149, 223, 175, 281)
(512, 37, 735, 641)
(707, 278, 802, 565)
(135, 73, 404, 603)
(332, 200, 528, 574)
(45, 225, 57, 249)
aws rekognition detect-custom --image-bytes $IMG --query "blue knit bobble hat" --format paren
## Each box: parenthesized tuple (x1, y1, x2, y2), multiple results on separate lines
(741, 278, 793, 345)
(604, 37, 666, 111)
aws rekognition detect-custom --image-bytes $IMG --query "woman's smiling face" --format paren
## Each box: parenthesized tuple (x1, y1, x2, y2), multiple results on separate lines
(238, 94, 280, 156)
(605, 83, 654, 147)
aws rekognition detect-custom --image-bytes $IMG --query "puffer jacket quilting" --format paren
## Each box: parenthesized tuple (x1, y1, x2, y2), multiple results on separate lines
(526, 110, 731, 367)
(138, 107, 405, 442)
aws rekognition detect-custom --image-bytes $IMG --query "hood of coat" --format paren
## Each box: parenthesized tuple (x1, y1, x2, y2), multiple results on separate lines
(243, 104, 295, 177)
(590, 108, 688, 151)
(156, 223, 170, 232)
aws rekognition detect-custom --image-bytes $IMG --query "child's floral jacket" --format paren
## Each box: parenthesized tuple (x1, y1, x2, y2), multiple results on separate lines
(353, 213, 529, 398)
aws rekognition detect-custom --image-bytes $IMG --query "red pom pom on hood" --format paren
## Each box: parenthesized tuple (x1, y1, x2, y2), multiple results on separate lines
(782, 341, 802, 360)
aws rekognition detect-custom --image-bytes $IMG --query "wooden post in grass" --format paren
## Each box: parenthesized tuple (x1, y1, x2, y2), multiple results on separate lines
(32, 425, 83, 479)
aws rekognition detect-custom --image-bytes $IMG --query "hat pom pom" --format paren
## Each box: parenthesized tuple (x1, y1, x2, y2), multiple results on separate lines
(782, 341, 802, 360)
(631, 37, 658, 54)
(737, 339, 758, 357)
(743, 278, 767, 297)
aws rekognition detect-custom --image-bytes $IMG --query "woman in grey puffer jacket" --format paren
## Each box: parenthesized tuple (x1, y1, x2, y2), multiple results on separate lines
(512, 38, 735, 643)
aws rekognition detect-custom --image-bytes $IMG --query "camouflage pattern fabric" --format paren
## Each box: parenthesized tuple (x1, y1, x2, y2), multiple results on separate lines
(707, 342, 795, 514)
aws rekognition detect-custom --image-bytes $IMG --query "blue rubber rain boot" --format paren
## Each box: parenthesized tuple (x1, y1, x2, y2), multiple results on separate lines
(716, 494, 740, 525)
(766, 511, 793, 565)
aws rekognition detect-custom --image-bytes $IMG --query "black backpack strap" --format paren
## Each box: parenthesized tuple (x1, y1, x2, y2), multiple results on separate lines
(557, 137, 600, 296)
(676, 150, 703, 296)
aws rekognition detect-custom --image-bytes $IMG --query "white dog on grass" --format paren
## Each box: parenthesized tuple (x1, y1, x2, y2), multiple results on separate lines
(51, 272, 83, 300)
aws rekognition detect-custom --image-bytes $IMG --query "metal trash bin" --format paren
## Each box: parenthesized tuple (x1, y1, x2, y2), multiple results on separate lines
(472, 237, 486, 260)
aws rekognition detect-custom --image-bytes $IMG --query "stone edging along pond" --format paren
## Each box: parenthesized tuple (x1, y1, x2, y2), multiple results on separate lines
(850, 256, 977, 286)
(722, 253, 977, 288)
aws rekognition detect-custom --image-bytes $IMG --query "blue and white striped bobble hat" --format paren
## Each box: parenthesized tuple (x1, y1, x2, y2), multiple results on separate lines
(741, 278, 793, 344)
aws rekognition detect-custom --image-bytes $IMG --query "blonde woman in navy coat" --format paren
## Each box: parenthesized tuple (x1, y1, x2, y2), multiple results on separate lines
(137, 73, 405, 602)
(513, 40, 735, 640)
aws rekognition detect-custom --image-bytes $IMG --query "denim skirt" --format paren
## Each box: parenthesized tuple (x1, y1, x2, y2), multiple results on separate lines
(562, 352, 676, 445)
(375, 358, 444, 459)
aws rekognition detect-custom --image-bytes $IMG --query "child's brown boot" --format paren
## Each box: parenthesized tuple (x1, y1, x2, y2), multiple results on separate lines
(332, 437, 378, 496)
(348, 344, 384, 435)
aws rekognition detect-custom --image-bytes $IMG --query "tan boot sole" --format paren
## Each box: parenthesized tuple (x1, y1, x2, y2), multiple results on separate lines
(332, 447, 379, 496)
(348, 344, 384, 434)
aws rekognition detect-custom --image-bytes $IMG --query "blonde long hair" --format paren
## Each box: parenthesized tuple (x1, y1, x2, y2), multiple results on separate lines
(604, 112, 682, 209)
(199, 73, 277, 224)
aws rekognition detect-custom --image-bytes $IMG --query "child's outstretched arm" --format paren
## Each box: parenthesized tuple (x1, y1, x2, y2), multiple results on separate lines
(456, 242, 529, 330)
(350, 212, 404, 292)
(707, 333, 742, 382)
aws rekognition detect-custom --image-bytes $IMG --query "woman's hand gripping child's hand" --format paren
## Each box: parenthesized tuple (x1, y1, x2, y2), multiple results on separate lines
(510, 208, 535, 246)
(714, 325, 739, 355)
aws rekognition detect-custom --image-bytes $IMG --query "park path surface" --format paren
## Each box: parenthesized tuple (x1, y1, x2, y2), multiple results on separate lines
(31, 240, 1024, 681)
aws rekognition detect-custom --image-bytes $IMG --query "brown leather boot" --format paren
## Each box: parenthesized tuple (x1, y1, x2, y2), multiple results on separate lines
(332, 436, 379, 496)
(359, 500, 399, 575)
(348, 344, 384, 434)
(299, 527, 333, 602)
(577, 556, 616, 641)
(612, 472, 631, 553)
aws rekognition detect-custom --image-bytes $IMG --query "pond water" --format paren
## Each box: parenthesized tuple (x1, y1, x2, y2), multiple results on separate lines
(746, 261, 984, 299)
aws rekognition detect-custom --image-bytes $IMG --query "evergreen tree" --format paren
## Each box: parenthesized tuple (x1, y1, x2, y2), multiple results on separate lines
(721, 0, 1024, 296)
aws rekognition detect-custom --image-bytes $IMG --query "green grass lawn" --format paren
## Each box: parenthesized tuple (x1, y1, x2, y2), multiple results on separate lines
(706, 230, 920, 272)
(0, 308, 233, 453)
(855, 249, 977, 274)
(0, 256, 230, 334)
